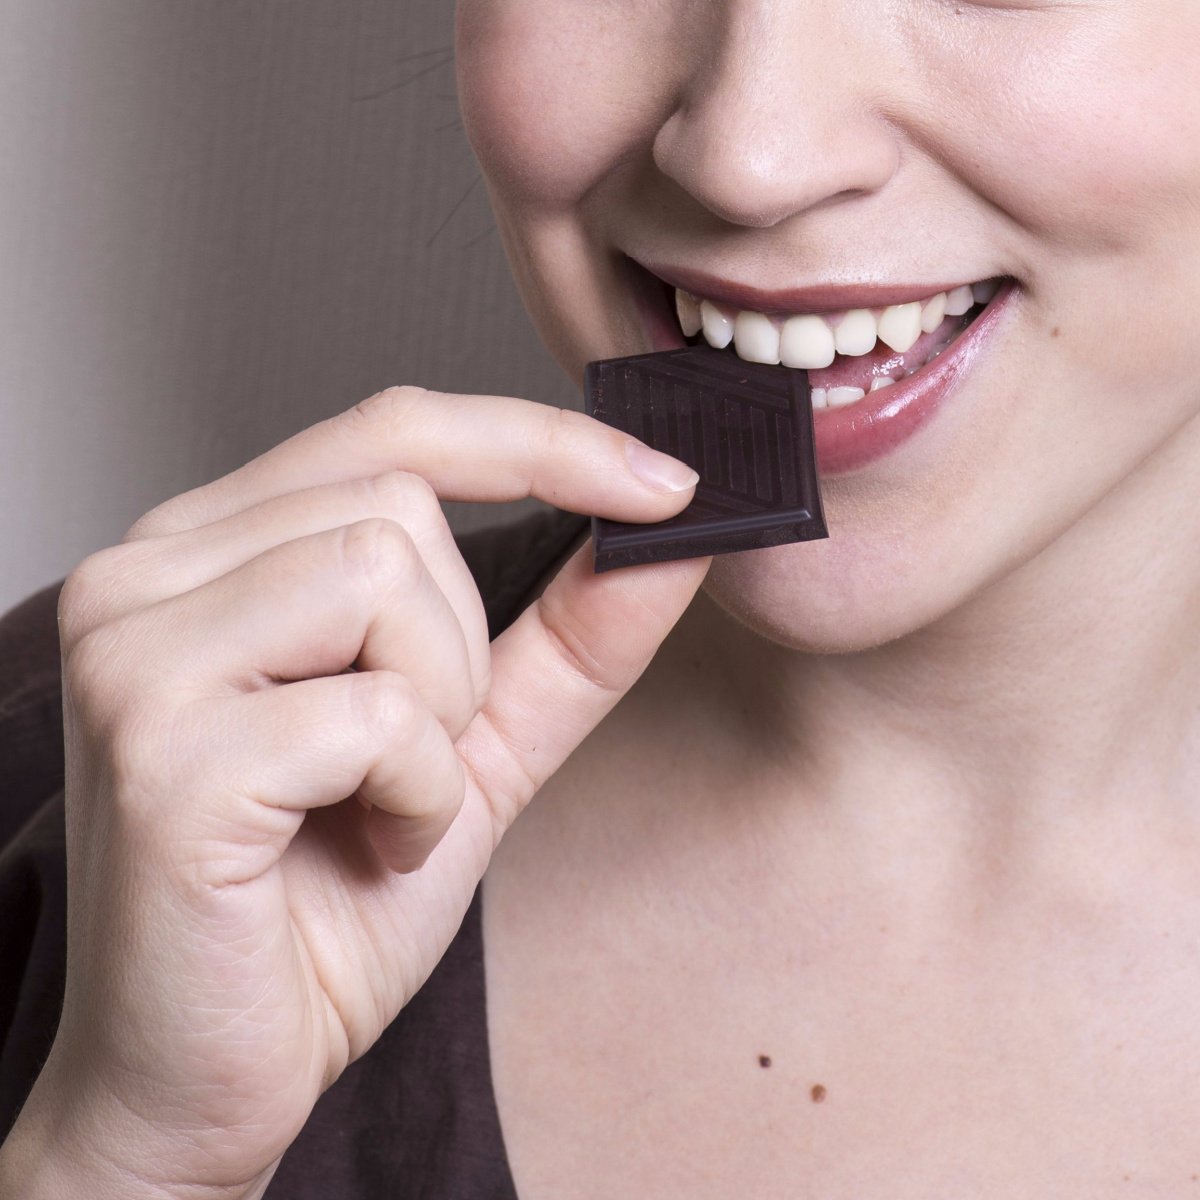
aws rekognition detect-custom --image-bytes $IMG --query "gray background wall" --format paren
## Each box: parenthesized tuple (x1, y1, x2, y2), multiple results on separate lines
(0, 0, 577, 613)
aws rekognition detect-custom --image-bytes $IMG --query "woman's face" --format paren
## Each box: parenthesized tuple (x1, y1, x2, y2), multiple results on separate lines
(456, 0, 1200, 652)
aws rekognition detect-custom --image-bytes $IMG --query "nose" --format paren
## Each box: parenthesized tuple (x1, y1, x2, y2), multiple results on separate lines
(652, 1, 899, 229)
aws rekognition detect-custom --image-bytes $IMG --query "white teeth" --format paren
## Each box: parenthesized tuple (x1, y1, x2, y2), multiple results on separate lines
(675, 290, 702, 338)
(700, 299, 735, 349)
(920, 292, 947, 333)
(834, 309, 877, 357)
(733, 311, 781, 364)
(677, 279, 999, 382)
(827, 385, 866, 407)
(876, 301, 923, 353)
(779, 313, 836, 369)
(810, 387, 828, 408)
(972, 278, 1000, 305)
(944, 285, 974, 316)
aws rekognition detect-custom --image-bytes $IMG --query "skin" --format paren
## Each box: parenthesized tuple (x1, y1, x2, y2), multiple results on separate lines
(454, 0, 1200, 1194)
(3, 0, 1200, 1197)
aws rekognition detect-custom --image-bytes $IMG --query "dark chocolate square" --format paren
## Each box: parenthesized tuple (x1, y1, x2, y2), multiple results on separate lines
(584, 346, 827, 572)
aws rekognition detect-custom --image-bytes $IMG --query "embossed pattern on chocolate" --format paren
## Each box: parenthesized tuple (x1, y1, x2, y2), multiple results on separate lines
(585, 346, 828, 572)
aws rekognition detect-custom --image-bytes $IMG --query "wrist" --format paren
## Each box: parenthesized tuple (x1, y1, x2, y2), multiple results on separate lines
(0, 1066, 275, 1200)
(0, 1106, 165, 1200)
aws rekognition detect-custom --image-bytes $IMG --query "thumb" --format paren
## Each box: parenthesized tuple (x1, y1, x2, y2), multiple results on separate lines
(456, 543, 709, 832)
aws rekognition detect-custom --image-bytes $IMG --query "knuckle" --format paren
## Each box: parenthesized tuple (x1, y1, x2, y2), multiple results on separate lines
(369, 470, 442, 528)
(536, 402, 572, 455)
(64, 638, 184, 816)
(339, 518, 420, 594)
(123, 493, 190, 542)
(352, 670, 419, 738)
(123, 509, 161, 542)
(536, 589, 622, 695)
(58, 546, 133, 644)
(343, 385, 428, 437)
(541, 404, 594, 452)
(65, 605, 185, 729)
(532, 406, 601, 501)
(101, 704, 208, 834)
(68, 684, 208, 827)
(64, 621, 118, 708)
(64, 619, 139, 725)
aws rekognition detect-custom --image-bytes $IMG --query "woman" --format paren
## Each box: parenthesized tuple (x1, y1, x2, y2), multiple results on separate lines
(4, 0, 1200, 1194)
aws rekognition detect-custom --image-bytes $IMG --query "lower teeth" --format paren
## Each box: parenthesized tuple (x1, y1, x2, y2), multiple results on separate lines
(811, 325, 968, 411)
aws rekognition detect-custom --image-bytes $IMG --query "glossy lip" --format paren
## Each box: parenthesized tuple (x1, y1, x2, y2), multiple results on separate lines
(645, 262, 981, 316)
(813, 280, 1015, 474)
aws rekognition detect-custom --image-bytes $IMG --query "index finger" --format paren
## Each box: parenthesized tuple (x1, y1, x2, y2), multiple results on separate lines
(130, 387, 699, 540)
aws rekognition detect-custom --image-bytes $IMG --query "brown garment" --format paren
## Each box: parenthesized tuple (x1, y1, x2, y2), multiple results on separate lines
(0, 509, 587, 1198)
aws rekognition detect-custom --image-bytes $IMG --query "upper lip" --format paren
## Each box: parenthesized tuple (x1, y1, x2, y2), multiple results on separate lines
(642, 262, 983, 315)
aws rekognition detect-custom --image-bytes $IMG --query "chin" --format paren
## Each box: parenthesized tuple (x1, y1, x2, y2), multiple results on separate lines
(701, 535, 949, 656)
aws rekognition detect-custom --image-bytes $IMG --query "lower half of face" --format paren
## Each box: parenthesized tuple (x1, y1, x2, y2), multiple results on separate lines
(457, 0, 1200, 653)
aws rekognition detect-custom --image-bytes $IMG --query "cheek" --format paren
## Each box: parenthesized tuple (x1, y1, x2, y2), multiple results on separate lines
(456, 2, 672, 209)
(914, 7, 1200, 254)
(914, 6, 1200, 436)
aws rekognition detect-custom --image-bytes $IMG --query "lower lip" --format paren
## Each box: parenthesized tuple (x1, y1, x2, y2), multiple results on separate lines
(814, 282, 1016, 475)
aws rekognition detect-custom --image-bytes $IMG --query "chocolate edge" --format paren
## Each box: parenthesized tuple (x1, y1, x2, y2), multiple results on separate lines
(585, 348, 827, 572)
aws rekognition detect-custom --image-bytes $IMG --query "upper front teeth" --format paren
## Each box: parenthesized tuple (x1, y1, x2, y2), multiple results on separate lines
(734, 311, 781, 364)
(780, 314, 835, 368)
(700, 298, 735, 348)
(834, 309, 877, 356)
(676, 279, 998, 372)
(676, 290, 703, 337)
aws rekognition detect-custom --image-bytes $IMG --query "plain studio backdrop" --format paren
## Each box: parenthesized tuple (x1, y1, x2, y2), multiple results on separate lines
(0, 0, 577, 614)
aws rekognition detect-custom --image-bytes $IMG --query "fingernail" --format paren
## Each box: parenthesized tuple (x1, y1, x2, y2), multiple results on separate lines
(625, 440, 699, 493)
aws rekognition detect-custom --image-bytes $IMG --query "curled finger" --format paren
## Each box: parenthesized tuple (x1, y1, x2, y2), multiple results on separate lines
(176, 671, 466, 882)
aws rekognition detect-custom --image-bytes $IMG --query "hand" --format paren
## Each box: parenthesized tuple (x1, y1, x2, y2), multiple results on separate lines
(0, 387, 707, 1199)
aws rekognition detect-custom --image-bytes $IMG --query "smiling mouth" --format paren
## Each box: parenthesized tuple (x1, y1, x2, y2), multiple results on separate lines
(673, 280, 1002, 409)
(626, 261, 1015, 473)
